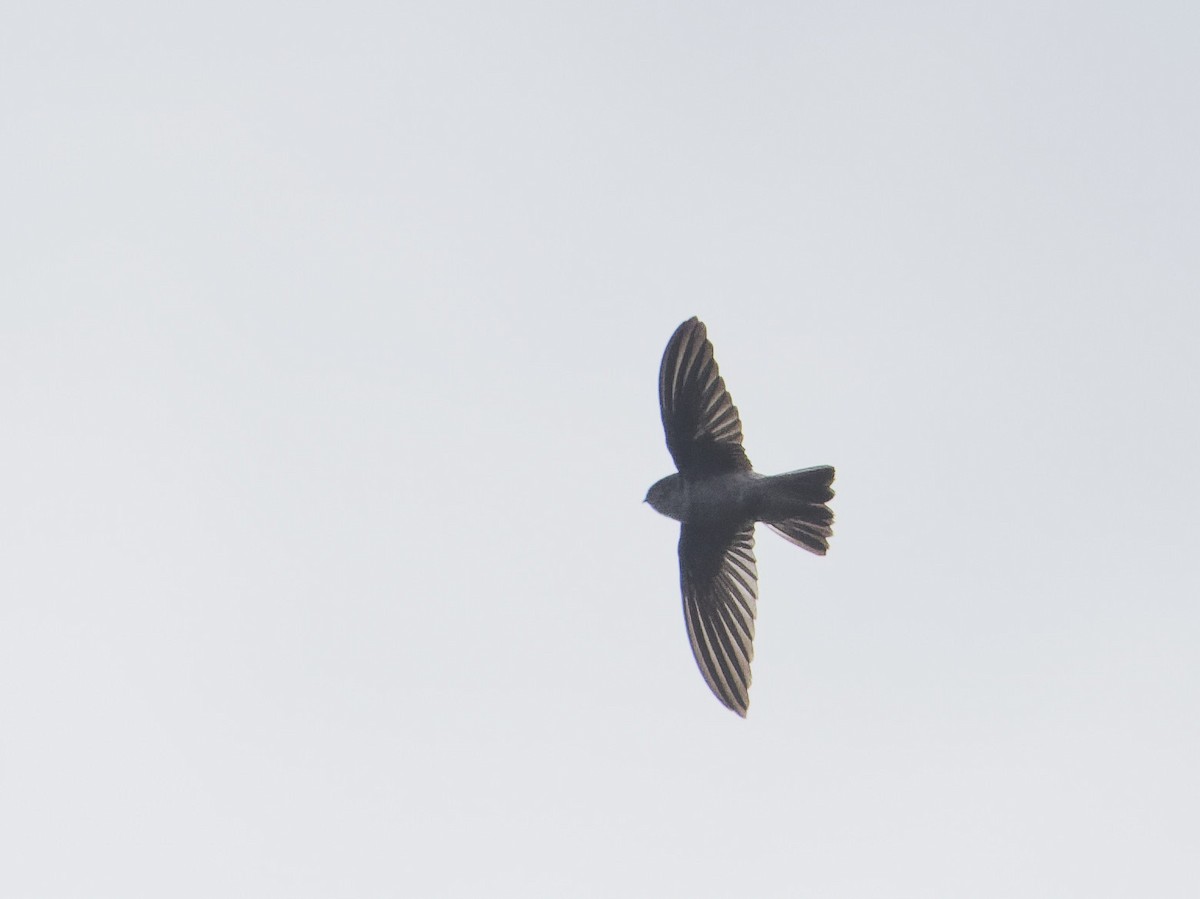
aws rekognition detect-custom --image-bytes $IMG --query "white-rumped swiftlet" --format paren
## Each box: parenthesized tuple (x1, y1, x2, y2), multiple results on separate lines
(645, 317, 835, 716)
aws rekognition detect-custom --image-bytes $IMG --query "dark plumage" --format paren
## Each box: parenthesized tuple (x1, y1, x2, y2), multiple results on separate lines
(644, 317, 835, 716)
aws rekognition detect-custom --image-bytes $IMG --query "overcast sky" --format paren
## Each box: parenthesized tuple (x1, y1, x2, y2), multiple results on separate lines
(3, 2, 1198, 897)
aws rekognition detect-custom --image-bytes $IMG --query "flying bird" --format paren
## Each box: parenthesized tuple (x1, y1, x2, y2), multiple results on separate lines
(645, 317, 835, 716)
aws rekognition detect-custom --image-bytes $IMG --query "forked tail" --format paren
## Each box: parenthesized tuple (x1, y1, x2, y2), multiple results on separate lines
(759, 466, 835, 555)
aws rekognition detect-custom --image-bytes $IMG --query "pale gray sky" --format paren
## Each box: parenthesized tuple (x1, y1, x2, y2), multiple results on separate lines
(3, 2, 1198, 897)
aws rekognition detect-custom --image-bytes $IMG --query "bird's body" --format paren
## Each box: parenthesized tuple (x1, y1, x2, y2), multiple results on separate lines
(645, 471, 759, 523)
(647, 469, 832, 527)
(645, 317, 835, 716)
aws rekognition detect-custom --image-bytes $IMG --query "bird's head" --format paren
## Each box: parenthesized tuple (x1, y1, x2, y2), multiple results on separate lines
(644, 473, 684, 521)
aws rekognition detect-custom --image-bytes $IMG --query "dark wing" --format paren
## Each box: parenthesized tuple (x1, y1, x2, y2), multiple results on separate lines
(679, 522, 758, 716)
(659, 317, 752, 477)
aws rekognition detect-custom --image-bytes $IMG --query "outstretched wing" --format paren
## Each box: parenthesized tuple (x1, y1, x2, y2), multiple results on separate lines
(658, 317, 752, 477)
(679, 522, 758, 716)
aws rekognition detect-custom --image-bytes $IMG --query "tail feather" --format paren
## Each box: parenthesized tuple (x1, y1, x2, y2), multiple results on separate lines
(759, 466, 835, 556)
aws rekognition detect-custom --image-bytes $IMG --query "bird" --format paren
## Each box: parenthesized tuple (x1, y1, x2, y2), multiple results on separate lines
(645, 316, 835, 716)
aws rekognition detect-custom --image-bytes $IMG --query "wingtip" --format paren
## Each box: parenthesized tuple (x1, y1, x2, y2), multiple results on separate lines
(718, 697, 749, 718)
